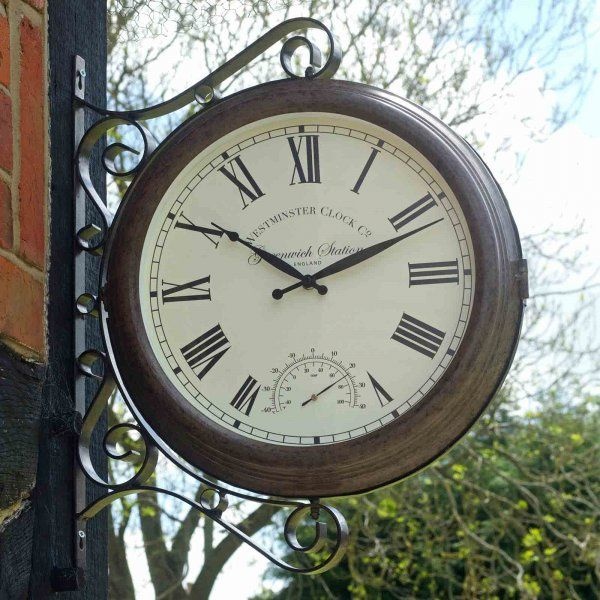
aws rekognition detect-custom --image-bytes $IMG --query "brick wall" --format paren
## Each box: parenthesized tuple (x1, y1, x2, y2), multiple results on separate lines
(0, 0, 46, 359)
(0, 2, 108, 594)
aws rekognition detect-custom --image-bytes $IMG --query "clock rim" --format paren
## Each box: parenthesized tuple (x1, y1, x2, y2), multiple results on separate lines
(102, 78, 525, 498)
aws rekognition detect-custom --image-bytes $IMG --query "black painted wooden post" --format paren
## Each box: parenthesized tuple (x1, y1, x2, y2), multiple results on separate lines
(27, 1, 108, 598)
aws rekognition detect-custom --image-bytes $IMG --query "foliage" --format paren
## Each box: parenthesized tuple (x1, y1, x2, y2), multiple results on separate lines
(254, 394, 600, 598)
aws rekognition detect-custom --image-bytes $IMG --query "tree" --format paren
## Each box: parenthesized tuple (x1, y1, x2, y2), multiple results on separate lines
(254, 394, 600, 599)
(104, 1, 599, 597)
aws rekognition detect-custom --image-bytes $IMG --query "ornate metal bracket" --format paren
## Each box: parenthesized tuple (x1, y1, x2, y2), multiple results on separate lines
(70, 18, 347, 590)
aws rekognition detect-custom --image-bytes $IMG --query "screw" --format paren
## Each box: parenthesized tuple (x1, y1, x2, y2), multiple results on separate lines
(310, 502, 321, 520)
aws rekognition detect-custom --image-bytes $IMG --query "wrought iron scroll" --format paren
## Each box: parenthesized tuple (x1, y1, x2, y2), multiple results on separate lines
(72, 19, 347, 585)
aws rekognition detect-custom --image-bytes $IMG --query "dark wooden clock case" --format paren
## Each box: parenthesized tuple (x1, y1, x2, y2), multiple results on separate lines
(102, 79, 526, 498)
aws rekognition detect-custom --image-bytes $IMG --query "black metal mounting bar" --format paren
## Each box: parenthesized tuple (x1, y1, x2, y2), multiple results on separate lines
(70, 19, 348, 589)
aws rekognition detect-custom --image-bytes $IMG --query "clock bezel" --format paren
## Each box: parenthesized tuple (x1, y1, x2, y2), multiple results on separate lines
(102, 78, 525, 498)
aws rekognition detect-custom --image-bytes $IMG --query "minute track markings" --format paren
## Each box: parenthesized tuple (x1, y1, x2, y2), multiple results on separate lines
(167, 125, 449, 208)
(165, 344, 450, 442)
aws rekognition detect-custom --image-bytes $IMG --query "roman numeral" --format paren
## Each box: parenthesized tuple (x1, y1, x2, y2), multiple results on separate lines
(409, 259, 459, 286)
(174, 214, 223, 248)
(367, 372, 394, 407)
(161, 276, 210, 302)
(180, 324, 230, 381)
(389, 192, 437, 231)
(219, 156, 264, 208)
(392, 313, 445, 358)
(230, 376, 260, 416)
(288, 135, 321, 184)
(351, 142, 382, 193)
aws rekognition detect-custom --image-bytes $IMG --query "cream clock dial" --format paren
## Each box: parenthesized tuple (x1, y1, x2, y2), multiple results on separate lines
(139, 113, 475, 446)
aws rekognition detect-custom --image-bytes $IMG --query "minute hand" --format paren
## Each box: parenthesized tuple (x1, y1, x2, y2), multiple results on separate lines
(313, 218, 444, 280)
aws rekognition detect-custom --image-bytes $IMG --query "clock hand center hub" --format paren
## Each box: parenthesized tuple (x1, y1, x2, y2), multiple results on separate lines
(302, 274, 327, 294)
(272, 275, 328, 300)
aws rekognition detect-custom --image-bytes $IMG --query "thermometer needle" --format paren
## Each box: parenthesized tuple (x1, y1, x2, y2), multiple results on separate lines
(302, 374, 348, 407)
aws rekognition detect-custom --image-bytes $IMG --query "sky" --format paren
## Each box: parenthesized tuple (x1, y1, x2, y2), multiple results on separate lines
(108, 2, 600, 597)
(503, 10, 600, 401)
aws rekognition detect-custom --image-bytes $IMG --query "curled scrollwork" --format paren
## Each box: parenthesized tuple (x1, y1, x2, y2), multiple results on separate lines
(72, 18, 341, 257)
(74, 17, 348, 574)
(198, 487, 229, 516)
(283, 503, 349, 573)
(75, 117, 158, 253)
(194, 84, 219, 106)
(76, 350, 346, 571)
(280, 35, 323, 78)
(77, 17, 341, 121)
(77, 487, 347, 574)
(77, 350, 158, 490)
(280, 27, 341, 80)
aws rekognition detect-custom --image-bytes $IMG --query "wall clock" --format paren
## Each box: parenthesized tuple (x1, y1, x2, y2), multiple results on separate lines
(102, 78, 527, 498)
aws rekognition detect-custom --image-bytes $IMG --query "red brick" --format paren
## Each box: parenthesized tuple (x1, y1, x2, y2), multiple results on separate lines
(18, 17, 45, 268)
(0, 90, 11, 172)
(0, 14, 9, 87)
(0, 177, 11, 249)
(0, 255, 44, 354)
(23, 0, 45, 10)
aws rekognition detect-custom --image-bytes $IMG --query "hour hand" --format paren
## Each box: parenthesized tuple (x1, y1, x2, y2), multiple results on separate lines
(211, 223, 304, 281)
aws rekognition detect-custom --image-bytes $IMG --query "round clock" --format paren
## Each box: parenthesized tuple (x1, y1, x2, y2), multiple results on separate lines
(102, 79, 526, 498)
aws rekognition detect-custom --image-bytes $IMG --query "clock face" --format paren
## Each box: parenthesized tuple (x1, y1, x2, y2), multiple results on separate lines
(138, 112, 475, 446)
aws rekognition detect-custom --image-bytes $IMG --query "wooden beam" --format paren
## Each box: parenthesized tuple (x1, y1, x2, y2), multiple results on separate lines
(27, 1, 108, 597)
